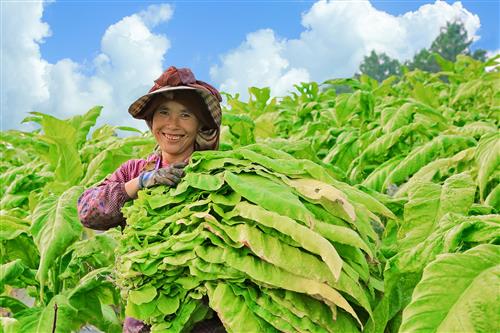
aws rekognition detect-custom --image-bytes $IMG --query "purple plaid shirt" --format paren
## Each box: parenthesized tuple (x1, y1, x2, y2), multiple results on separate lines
(77, 154, 165, 230)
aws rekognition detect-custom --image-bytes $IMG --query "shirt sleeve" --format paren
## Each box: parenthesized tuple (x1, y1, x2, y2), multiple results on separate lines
(77, 159, 146, 230)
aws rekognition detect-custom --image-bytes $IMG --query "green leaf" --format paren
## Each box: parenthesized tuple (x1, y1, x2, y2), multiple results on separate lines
(197, 245, 361, 326)
(451, 79, 483, 105)
(323, 131, 359, 170)
(0, 317, 19, 333)
(16, 295, 80, 333)
(184, 172, 224, 191)
(400, 173, 476, 249)
(368, 214, 500, 333)
(0, 130, 48, 159)
(66, 268, 113, 298)
(206, 282, 279, 333)
(485, 183, 500, 209)
(208, 191, 241, 206)
(266, 288, 359, 332)
(384, 135, 475, 189)
(475, 133, 500, 202)
(157, 294, 180, 315)
(66, 268, 121, 333)
(215, 222, 372, 313)
(232, 201, 343, 282)
(0, 214, 30, 240)
(362, 156, 403, 192)
(224, 171, 315, 226)
(354, 122, 421, 172)
(313, 221, 373, 258)
(412, 82, 439, 107)
(0, 260, 30, 292)
(129, 284, 157, 305)
(39, 114, 84, 190)
(116, 126, 144, 133)
(60, 230, 119, 285)
(80, 137, 155, 187)
(407, 99, 447, 125)
(125, 298, 157, 320)
(0, 233, 40, 269)
(329, 178, 396, 222)
(68, 106, 102, 149)
(447, 121, 497, 138)
(400, 244, 500, 333)
(285, 178, 356, 223)
(434, 53, 454, 72)
(30, 186, 84, 293)
(396, 147, 475, 197)
(254, 112, 278, 139)
(382, 103, 414, 133)
(0, 295, 29, 314)
(239, 146, 335, 182)
(221, 113, 256, 147)
(231, 284, 328, 333)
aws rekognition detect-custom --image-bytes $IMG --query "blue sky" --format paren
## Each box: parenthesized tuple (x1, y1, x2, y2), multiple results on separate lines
(1, 0, 499, 131)
(40, 0, 500, 77)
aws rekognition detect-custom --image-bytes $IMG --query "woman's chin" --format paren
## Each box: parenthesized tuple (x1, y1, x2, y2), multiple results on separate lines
(159, 144, 194, 159)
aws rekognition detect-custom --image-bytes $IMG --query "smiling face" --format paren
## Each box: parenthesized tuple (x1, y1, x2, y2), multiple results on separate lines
(151, 98, 201, 164)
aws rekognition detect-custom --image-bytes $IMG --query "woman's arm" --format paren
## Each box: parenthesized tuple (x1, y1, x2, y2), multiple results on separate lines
(77, 159, 145, 230)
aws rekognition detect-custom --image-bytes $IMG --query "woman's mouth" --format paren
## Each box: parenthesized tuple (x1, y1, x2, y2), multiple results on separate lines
(161, 133, 184, 141)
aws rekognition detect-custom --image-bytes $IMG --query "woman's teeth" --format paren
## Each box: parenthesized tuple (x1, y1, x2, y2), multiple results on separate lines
(162, 133, 183, 140)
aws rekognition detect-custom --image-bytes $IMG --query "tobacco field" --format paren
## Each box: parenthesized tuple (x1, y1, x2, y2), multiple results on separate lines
(1, 54, 499, 332)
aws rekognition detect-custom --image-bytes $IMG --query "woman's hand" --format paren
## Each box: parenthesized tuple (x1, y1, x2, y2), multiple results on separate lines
(138, 162, 187, 189)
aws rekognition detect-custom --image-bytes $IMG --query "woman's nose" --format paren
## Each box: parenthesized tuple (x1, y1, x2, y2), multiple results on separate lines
(164, 114, 180, 127)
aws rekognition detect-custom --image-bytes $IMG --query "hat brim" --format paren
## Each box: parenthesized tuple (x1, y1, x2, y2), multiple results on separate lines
(129, 86, 196, 119)
(128, 86, 222, 129)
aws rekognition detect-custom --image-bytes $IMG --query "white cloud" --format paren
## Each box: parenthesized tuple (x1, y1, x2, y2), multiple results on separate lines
(210, 0, 481, 100)
(210, 29, 310, 98)
(1, 2, 50, 130)
(486, 49, 500, 58)
(138, 3, 173, 28)
(1, 3, 173, 131)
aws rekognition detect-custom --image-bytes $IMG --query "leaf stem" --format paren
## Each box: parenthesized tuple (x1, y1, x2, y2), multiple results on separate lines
(51, 302, 58, 333)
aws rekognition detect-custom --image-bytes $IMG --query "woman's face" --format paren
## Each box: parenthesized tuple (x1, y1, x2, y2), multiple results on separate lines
(152, 99, 201, 163)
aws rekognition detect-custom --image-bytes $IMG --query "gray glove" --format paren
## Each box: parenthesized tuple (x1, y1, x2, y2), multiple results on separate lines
(138, 162, 187, 189)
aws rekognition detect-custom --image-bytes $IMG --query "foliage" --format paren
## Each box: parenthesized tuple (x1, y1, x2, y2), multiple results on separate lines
(115, 144, 392, 331)
(1, 53, 499, 332)
(0, 108, 154, 332)
(400, 244, 500, 332)
(221, 53, 499, 333)
(359, 51, 402, 83)
(359, 21, 488, 80)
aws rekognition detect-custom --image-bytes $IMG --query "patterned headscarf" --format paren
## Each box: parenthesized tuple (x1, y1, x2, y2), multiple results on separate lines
(128, 66, 222, 151)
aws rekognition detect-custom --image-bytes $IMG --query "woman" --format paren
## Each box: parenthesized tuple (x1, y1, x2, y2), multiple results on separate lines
(77, 67, 225, 333)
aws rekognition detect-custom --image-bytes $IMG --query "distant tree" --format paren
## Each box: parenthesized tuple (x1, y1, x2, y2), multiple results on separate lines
(431, 21, 471, 61)
(407, 21, 488, 72)
(471, 49, 487, 62)
(407, 48, 441, 73)
(358, 50, 402, 82)
(358, 21, 488, 80)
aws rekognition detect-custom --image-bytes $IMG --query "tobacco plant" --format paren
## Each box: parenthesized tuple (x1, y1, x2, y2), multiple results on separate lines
(1, 54, 499, 332)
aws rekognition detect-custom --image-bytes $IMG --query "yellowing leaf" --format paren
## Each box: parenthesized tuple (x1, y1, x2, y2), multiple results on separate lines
(285, 178, 356, 222)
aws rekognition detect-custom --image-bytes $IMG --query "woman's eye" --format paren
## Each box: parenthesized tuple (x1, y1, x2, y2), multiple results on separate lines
(181, 112, 192, 118)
